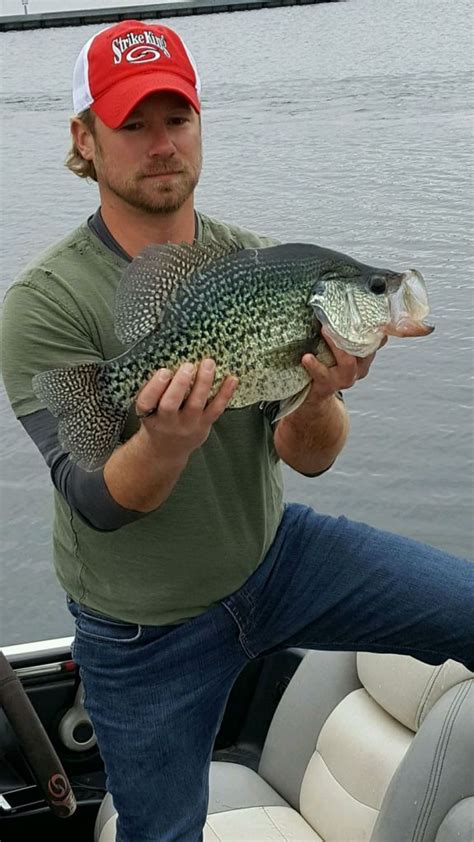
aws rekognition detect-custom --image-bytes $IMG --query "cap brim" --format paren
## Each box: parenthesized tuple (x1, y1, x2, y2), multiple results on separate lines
(91, 72, 200, 128)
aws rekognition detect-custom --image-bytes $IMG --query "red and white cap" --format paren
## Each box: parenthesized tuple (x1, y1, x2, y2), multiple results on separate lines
(72, 19, 201, 128)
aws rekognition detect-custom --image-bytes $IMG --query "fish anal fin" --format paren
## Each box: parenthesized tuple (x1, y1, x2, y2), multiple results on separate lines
(272, 383, 312, 422)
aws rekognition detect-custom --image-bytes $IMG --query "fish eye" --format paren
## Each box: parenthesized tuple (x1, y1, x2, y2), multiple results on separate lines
(368, 276, 387, 295)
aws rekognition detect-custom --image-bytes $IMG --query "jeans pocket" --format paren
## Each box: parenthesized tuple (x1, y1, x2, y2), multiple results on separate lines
(75, 606, 142, 644)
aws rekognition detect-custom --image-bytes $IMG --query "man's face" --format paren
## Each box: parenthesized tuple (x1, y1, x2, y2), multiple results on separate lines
(88, 92, 202, 214)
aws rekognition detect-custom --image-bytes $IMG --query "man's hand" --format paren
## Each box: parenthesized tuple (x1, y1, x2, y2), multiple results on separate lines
(135, 359, 238, 461)
(104, 360, 238, 513)
(300, 326, 388, 404)
(273, 328, 387, 476)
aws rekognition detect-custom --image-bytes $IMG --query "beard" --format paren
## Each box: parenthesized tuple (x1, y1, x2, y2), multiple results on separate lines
(94, 148, 202, 215)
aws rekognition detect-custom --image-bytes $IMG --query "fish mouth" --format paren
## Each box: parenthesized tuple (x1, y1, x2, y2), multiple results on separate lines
(384, 269, 434, 338)
(309, 269, 434, 357)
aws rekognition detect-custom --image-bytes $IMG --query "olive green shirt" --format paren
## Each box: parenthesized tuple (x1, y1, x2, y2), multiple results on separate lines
(1, 212, 284, 625)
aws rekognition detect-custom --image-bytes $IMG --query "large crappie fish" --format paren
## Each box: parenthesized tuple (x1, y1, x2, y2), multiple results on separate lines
(33, 240, 433, 470)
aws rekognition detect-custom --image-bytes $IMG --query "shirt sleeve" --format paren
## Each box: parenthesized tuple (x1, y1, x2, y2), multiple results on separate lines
(1, 280, 103, 418)
(20, 409, 147, 532)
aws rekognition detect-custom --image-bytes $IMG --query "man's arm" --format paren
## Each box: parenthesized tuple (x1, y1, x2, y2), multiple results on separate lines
(19, 361, 237, 528)
(20, 409, 149, 531)
(274, 392, 349, 477)
(273, 328, 386, 476)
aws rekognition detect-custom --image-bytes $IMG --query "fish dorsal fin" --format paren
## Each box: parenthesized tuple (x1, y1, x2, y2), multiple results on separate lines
(114, 240, 239, 344)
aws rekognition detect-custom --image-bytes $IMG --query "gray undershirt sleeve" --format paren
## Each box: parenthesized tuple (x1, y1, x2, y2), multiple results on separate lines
(20, 409, 147, 532)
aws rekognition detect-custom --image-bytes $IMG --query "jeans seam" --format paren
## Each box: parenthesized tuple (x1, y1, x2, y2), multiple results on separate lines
(80, 611, 138, 629)
(222, 598, 249, 633)
(76, 626, 143, 644)
(240, 586, 256, 610)
(76, 614, 143, 644)
(221, 602, 256, 660)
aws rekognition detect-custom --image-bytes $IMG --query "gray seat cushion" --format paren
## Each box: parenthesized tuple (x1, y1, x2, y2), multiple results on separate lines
(371, 680, 474, 842)
(435, 797, 474, 842)
(208, 760, 289, 814)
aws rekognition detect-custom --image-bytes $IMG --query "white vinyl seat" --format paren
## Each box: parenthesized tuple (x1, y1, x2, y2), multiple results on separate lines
(95, 651, 474, 842)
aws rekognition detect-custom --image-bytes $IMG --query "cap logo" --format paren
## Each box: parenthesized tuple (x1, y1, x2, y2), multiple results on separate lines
(111, 31, 172, 65)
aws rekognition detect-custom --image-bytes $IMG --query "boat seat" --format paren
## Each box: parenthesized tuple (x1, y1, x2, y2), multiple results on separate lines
(95, 651, 473, 841)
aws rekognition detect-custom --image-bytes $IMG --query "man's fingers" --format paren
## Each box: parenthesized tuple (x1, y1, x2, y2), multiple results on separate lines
(135, 360, 238, 422)
(135, 368, 172, 417)
(301, 353, 331, 378)
(205, 376, 239, 421)
(320, 328, 358, 369)
(318, 326, 387, 385)
(356, 352, 376, 380)
(158, 362, 197, 414)
(183, 359, 217, 412)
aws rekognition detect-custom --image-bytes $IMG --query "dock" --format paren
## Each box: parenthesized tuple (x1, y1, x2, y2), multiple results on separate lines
(0, 0, 340, 32)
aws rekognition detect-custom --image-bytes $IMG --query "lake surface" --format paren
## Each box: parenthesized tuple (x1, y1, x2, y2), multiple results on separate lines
(0, 0, 473, 645)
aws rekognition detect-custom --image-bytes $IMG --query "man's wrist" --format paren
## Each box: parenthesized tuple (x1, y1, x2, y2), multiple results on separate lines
(132, 425, 189, 472)
(103, 428, 189, 513)
(284, 390, 339, 426)
(274, 393, 349, 476)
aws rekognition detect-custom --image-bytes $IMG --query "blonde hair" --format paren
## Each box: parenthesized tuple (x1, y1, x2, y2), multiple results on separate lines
(65, 109, 98, 182)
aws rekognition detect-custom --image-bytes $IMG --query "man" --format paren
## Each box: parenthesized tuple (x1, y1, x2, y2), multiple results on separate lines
(1, 19, 473, 842)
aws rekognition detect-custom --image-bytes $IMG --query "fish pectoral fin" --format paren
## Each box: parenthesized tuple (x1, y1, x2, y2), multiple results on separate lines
(114, 240, 240, 345)
(272, 383, 312, 423)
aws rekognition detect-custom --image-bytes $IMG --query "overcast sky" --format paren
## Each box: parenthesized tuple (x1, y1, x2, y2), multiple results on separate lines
(0, 0, 186, 16)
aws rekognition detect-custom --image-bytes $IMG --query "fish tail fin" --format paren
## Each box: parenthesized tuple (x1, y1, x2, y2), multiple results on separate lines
(32, 361, 128, 471)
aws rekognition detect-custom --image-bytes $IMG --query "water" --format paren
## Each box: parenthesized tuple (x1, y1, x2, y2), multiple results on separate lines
(0, 0, 473, 645)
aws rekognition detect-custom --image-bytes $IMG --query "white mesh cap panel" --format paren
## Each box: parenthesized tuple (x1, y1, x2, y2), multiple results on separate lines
(181, 42, 201, 98)
(72, 27, 109, 114)
(73, 33, 95, 113)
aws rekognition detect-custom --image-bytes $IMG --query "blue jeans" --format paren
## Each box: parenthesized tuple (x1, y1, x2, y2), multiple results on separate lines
(67, 503, 474, 842)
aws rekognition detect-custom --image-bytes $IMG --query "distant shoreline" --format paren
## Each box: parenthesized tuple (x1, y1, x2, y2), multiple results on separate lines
(0, 0, 341, 32)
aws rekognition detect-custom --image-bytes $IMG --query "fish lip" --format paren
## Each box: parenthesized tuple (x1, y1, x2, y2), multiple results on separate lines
(385, 269, 434, 337)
